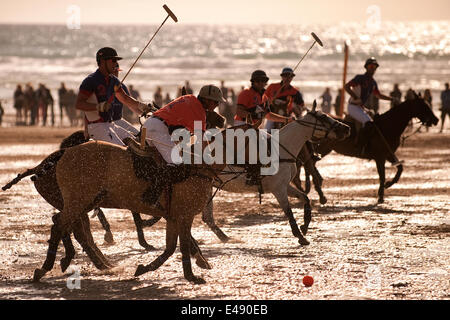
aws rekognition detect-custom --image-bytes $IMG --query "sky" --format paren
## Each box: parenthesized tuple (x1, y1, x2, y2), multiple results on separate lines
(0, 0, 449, 25)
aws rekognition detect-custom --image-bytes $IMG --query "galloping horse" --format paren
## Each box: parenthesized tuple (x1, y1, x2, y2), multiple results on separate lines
(3, 131, 229, 284)
(314, 94, 438, 203)
(199, 109, 350, 243)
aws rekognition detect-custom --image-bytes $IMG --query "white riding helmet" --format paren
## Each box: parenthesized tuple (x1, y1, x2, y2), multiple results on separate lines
(198, 84, 227, 103)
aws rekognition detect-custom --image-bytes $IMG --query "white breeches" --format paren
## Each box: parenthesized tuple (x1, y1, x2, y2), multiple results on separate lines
(113, 119, 139, 136)
(87, 122, 135, 146)
(143, 117, 182, 164)
(347, 103, 372, 125)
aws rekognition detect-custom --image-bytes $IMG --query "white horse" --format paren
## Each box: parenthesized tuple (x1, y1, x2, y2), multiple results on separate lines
(202, 108, 350, 245)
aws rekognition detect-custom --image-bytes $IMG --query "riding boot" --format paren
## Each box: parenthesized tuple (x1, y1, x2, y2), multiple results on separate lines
(142, 164, 192, 207)
(357, 121, 375, 156)
(245, 164, 262, 186)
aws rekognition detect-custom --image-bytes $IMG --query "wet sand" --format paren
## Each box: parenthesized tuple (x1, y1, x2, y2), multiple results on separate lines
(0, 127, 448, 300)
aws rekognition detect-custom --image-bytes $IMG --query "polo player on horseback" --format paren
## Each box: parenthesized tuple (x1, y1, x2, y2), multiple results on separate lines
(345, 57, 393, 155)
(115, 84, 226, 207)
(234, 70, 293, 185)
(75, 47, 149, 146)
(262, 67, 305, 131)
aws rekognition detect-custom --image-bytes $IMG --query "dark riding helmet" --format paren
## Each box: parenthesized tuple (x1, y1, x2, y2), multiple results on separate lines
(250, 70, 269, 82)
(96, 47, 122, 65)
(364, 57, 379, 69)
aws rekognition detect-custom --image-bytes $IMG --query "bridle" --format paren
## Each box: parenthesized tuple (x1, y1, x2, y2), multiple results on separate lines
(295, 111, 340, 143)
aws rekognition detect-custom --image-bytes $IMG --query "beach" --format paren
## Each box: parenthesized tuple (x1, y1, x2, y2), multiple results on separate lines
(0, 126, 448, 299)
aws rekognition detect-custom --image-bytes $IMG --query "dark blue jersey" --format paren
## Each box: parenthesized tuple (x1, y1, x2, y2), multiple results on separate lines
(79, 69, 129, 122)
(348, 73, 380, 105)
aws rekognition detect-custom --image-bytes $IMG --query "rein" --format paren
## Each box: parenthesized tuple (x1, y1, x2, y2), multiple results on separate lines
(401, 122, 424, 147)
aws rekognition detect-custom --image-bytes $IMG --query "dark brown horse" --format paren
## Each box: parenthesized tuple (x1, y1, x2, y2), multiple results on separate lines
(314, 94, 438, 203)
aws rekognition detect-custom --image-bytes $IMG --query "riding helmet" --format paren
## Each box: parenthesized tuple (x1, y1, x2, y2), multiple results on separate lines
(198, 84, 227, 103)
(250, 70, 269, 82)
(364, 57, 379, 68)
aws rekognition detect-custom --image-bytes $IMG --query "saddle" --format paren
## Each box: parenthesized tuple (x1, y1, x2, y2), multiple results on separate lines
(123, 137, 192, 206)
(342, 115, 376, 156)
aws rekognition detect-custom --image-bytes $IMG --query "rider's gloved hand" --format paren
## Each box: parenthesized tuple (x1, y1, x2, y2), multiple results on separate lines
(96, 101, 112, 112)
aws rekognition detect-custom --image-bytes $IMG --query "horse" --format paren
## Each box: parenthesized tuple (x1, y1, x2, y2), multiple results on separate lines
(96, 108, 350, 245)
(314, 94, 438, 203)
(3, 128, 231, 284)
(197, 109, 350, 244)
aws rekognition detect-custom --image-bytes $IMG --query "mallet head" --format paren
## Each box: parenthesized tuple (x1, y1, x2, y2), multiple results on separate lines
(163, 4, 178, 22)
(311, 32, 323, 47)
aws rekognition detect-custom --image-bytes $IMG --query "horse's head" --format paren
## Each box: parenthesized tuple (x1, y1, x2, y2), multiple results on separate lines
(298, 102, 350, 142)
(409, 92, 439, 127)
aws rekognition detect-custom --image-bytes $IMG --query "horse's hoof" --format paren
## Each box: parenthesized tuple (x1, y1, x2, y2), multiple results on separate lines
(320, 196, 327, 205)
(378, 198, 384, 204)
(300, 224, 308, 235)
(60, 258, 71, 273)
(298, 237, 310, 246)
(33, 268, 47, 282)
(134, 264, 148, 277)
(104, 232, 114, 244)
(218, 235, 230, 243)
(187, 275, 206, 284)
(194, 254, 212, 270)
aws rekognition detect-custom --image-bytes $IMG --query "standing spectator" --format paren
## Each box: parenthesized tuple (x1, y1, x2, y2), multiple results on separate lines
(389, 83, 402, 108)
(184, 80, 193, 94)
(423, 89, 433, 132)
(58, 82, 68, 126)
(320, 87, 332, 114)
(405, 88, 415, 101)
(65, 89, 79, 127)
(37, 84, 54, 126)
(163, 92, 172, 105)
(334, 88, 342, 116)
(0, 100, 4, 126)
(440, 83, 450, 133)
(13, 84, 25, 124)
(153, 86, 163, 107)
(25, 83, 37, 125)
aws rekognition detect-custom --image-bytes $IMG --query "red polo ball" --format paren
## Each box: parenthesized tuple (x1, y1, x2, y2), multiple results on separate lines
(303, 275, 314, 287)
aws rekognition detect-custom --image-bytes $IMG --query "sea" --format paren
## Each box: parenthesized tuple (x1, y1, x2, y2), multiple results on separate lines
(0, 21, 449, 119)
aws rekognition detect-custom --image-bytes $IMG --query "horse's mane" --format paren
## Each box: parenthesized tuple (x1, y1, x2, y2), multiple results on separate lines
(374, 99, 413, 124)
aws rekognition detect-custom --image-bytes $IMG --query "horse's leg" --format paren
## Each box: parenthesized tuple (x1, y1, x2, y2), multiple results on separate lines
(310, 165, 327, 204)
(141, 216, 162, 227)
(178, 216, 205, 284)
(273, 188, 310, 245)
(135, 217, 178, 277)
(60, 234, 76, 273)
(375, 159, 386, 204)
(95, 208, 114, 244)
(385, 162, 403, 189)
(130, 212, 156, 251)
(287, 185, 312, 236)
(202, 189, 230, 243)
(72, 213, 113, 270)
(190, 234, 212, 270)
(33, 214, 64, 282)
(292, 165, 306, 193)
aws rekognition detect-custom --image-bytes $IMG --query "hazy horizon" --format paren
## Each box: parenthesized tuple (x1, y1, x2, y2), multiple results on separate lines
(1, 0, 449, 25)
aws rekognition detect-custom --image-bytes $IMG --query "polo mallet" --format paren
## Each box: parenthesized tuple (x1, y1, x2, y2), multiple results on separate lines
(293, 32, 323, 73)
(268, 32, 323, 107)
(120, 4, 178, 85)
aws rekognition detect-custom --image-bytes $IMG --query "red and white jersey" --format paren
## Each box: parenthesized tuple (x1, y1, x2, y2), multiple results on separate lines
(153, 95, 206, 133)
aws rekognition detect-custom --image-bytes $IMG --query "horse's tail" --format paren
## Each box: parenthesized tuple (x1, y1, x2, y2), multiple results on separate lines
(2, 149, 66, 191)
